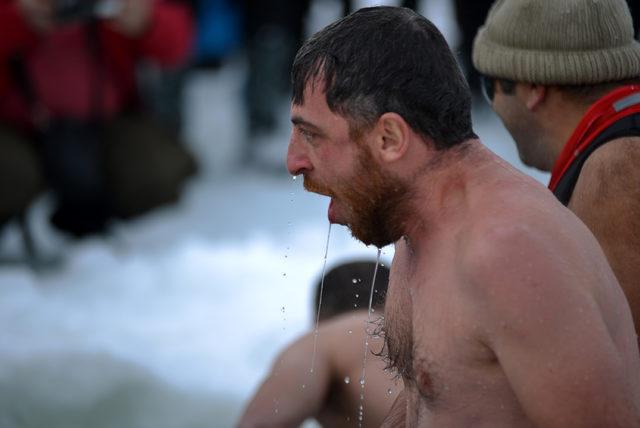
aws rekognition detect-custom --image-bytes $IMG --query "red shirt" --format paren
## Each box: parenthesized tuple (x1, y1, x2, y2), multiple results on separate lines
(0, 0, 193, 131)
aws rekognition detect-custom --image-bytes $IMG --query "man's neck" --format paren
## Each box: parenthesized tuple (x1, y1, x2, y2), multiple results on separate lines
(401, 139, 490, 248)
(544, 94, 593, 166)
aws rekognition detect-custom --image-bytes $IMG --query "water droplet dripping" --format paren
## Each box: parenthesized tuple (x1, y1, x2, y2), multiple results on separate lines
(355, 293, 359, 298)
(310, 224, 332, 374)
(344, 376, 350, 384)
(356, 248, 382, 428)
(293, 175, 298, 180)
(352, 278, 358, 284)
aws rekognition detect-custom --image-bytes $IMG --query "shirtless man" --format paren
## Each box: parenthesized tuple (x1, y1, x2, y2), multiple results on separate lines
(472, 0, 640, 338)
(238, 261, 401, 427)
(286, 6, 640, 426)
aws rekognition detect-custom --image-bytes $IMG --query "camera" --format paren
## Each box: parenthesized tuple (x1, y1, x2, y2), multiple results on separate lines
(55, 0, 122, 23)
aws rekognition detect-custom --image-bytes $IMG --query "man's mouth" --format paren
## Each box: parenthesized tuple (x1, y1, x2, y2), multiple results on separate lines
(328, 198, 336, 223)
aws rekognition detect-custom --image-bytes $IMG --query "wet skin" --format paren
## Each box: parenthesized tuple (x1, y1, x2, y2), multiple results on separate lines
(492, 85, 640, 344)
(289, 81, 640, 427)
(237, 311, 401, 428)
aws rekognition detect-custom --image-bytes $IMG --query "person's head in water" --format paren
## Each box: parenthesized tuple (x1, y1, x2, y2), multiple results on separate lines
(314, 260, 390, 322)
(287, 6, 476, 248)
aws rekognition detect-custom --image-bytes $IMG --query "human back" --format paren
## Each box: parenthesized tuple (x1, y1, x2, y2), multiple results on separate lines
(312, 310, 401, 428)
(238, 261, 400, 427)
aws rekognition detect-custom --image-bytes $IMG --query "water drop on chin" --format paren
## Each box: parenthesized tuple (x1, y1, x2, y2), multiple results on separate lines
(292, 175, 298, 181)
(348, 330, 353, 334)
(387, 388, 393, 395)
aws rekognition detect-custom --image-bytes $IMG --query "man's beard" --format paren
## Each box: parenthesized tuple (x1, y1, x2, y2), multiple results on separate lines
(304, 146, 413, 248)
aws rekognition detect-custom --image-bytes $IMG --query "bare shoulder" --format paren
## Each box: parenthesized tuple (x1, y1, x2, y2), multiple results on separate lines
(319, 311, 384, 361)
(458, 210, 599, 305)
(461, 221, 553, 290)
(572, 137, 640, 205)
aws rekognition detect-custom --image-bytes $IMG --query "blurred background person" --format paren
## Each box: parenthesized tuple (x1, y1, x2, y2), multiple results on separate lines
(0, 0, 197, 241)
(241, 0, 312, 170)
(239, 260, 401, 428)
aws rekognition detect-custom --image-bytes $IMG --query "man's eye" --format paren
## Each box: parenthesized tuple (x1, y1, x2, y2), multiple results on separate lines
(299, 128, 315, 143)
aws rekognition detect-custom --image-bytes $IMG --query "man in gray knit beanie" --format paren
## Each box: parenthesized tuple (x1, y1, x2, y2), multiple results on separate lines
(473, 0, 640, 340)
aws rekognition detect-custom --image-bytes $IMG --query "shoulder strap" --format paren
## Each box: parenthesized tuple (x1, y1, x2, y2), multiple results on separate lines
(553, 113, 640, 205)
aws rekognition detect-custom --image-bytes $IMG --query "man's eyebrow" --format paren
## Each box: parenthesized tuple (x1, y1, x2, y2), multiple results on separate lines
(291, 116, 323, 133)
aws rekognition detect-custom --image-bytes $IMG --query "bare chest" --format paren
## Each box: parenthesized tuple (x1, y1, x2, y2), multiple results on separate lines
(384, 246, 512, 415)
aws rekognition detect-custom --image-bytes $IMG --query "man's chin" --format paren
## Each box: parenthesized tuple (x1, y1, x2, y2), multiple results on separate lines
(349, 225, 394, 249)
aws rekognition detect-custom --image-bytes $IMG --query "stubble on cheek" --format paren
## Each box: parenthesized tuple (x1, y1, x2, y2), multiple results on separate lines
(303, 175, 333, 197)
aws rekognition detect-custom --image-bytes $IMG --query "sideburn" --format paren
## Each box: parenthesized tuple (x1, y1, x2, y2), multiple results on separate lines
(344, 146, 414, 248)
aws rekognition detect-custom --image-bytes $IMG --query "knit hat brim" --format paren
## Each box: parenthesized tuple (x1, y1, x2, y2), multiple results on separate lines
(473, 27, 640, 85)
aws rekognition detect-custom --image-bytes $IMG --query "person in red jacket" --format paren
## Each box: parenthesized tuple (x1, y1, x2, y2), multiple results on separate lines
(0, 0, 196, 237)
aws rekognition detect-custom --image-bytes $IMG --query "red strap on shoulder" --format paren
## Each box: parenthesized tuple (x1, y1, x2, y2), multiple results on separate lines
(549, 85, 640, 191)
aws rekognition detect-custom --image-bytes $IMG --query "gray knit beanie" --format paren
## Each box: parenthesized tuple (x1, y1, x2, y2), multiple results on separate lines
(472, 0, 640, 85)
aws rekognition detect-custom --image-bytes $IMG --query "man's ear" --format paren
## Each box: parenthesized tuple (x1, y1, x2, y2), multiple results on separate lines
(372, 112, 410, 163)
(523, 84, 547, 111)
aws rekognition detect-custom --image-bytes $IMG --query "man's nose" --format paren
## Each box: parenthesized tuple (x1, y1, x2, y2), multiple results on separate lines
(286, 138, 312, 176)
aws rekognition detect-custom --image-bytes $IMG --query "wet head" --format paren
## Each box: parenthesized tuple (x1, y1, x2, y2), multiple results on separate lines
(287, 6, 476, 247)
(288, 79, 411, 248)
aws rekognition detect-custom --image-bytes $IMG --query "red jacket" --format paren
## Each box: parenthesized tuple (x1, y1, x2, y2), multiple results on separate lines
(0, 0, 193, 131)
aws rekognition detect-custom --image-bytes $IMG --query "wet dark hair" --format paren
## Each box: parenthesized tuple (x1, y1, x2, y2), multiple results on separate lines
(292, 6, 476, 150)
(313, 260, 390, 322)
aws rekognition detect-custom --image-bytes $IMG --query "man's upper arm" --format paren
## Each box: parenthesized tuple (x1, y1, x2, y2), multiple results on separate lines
(569, 139, 640, 301)
(465, 226, 638, 427)
(237, 332, 333, 428)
